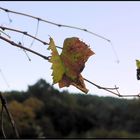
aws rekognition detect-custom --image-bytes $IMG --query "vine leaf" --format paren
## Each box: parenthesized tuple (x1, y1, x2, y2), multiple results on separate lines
(48, 37, 95, 93)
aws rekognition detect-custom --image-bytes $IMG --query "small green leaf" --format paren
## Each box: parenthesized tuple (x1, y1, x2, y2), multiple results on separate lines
(48, 37, 65, 84)
(136, 60, 140, 69)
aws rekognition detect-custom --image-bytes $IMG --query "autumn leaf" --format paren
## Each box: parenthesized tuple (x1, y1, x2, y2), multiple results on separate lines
(60, 37, 94, 79)
(59, 37, 94, 93)
(47, 37, 65, 84)
(48, 37, 95, 93)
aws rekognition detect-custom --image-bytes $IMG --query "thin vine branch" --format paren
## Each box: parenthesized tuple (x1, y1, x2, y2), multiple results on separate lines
(0, 7, 111, 42)
(0, 104, 6, 138)
(0, 29, 11, 38)
(29, 19, 40, 48)
(0, 26, 48, 45)
(0, 25, 120, 66)
(0, 35, 50, 61)
(0, 7, 120, 63)
(0, 25, 62, 49)
(0, 35, 139, 97)
(84, 78, 120, 97)
(0, 92, 19, 138)
(84, 78, 140, 98)
(6, 12, 12, 24)
(22, 49, 31, 61)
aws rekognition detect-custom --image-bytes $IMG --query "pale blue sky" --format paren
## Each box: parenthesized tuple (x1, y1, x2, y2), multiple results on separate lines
(0, 1, 140, 97)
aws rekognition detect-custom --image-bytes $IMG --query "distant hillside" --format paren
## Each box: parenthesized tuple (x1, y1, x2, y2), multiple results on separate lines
(1, 79, 140, 138)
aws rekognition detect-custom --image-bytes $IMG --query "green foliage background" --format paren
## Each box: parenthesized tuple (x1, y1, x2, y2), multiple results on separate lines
(1, 79, 140, 138)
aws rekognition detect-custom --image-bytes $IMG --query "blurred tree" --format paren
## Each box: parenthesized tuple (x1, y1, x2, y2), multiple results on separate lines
(23, 97, 44, 113)
(8, 101, 37, 138)
(1, 79, 140, 138)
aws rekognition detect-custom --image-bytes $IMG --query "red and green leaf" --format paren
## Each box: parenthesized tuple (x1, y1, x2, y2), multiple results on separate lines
(48, 37, 95, 93)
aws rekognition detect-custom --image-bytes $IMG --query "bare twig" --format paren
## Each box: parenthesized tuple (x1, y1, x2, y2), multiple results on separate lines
(18, 42, 31, 61)
(84, 78, 119, 90)
(0, 29, 10, 38)
(29, 19, 40, 48)
(0, 104, 6, 138)
(0, 26, 119, 68)
(84, 78, 120, 97)
(0, 35, 50, 61)
(0, 26, 62, 49)
(84, 78, 140, 98)
(22, 49, 31, 61)
(6, 12, 12, 24)
(0, 92, 19, 138)
(0, 26, 48, 45)
(0, 7, 111, 42)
